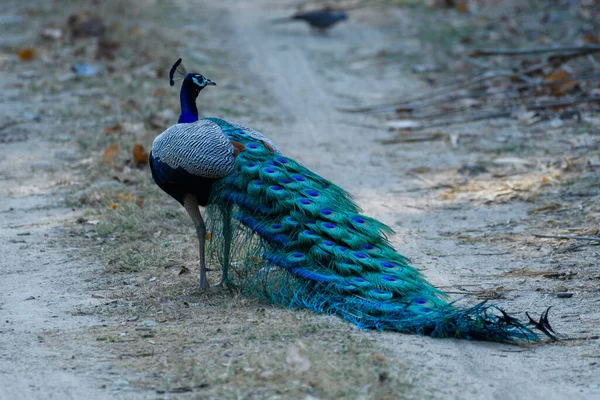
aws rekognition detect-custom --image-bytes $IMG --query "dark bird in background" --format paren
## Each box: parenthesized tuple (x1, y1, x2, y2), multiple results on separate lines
(272, 8, 348, 32)
(149, 58, 556, 342)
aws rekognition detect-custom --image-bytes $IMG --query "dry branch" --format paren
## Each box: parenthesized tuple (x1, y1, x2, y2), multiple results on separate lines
(533, 233, 600, 241)
(470, 45, 600, 57)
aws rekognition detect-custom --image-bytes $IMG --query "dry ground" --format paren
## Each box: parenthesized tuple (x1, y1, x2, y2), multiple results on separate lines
(0, 0, 599, 399)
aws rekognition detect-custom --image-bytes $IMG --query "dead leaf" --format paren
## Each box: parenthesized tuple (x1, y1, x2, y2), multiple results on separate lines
(456, 1, 469, 13)
(205, 232, 212, 240)
(108, 203, 118, 210)
(67, 13, 105, 38)
(385, 120, 422, 129)
(583, 33, 599, 44)
(40, 27, 64, 41)
(102, 144, 119, 164)
(132, 144, 149, 167)
(542, 176, 551, 184)
(17, 48, 36, 61)
(178, 266, 190, 276)
(440, 190, 456, 200)
(96, 39, 121, 60)
(528, 203, 562, 215)
(544, 69, 577, 97)
(286, 341, 311, 373)
(135, 198, 144, 208)
(104, 123, 123, 135)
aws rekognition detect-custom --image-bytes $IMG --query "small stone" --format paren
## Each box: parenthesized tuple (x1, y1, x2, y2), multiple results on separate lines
(24, 296, 35, 301)
(556, 292, 573, 298)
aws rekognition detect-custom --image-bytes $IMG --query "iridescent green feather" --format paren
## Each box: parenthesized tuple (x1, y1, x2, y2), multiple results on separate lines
(203, 118, 537, 342)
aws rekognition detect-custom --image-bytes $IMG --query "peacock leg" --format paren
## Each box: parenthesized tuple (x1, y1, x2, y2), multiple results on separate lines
(216, 207, 233, 287)
(183, 194, 209, 289)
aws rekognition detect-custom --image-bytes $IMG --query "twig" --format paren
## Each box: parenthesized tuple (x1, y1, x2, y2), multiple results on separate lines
(337, 71, 513, 113)
(526, 96, 600, 110)
(0, 120, 24, 132)
(470, 45, 600, 57)
(534, 233, 600, 241)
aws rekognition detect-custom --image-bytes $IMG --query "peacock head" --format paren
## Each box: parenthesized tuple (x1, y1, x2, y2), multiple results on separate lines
(169, 58, 216, 95)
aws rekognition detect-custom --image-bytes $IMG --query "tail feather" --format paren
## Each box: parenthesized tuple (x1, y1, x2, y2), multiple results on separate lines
(204, 118, 538, 342)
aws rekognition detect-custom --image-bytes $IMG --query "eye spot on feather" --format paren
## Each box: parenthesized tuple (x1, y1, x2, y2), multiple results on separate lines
(280, 178, 293, 184)
(247, 162, 257, 167)
(323, 241, 335, 246)
(293, 175, 306, 182)
(275, 157, 288, 164)
(361, 244, 375, 250)
(383, 276, 397, 282)
(306, 190, 319, 197)
(271, 224, 282, 229)
(292, 253, 304, 258)
(352, 217, 366, 224)
(247, 143, 258, 149)
(354, 252, 367, 259)
(338, 246, 347, 252)
(381, 262, 396, 269)
(267, 161, 277, 166)
(321, 209, 333, 215)
(264, 168, 276, 174)
(253, 180, 264, 186)
(270, 185, 283, 191)
(414, 298, 427, 304)
(324, 223, 336, 229)
(353, 277, 367, 282)
(372, 289, 385, 294)
(304, 230, 317, 236)
(299, 198, 312, 205)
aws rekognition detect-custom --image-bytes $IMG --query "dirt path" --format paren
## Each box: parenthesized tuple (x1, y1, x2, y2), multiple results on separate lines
(0, 81, 118, 397)
(219, 1, 599, 399)
(1, 0, 598, 398)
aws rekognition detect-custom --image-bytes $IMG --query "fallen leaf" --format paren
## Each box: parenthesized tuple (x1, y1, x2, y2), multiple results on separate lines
(385, 120, 421, 129)
(17, 48, 36, 61)
(135, 198, 144, 208)
(102, 144, 119, 164)
(456, 1, 469, 13)
(583, 33, 599, 44)
(544, 69, 577, 97)
(286, 341, 311, 373)
(205, 232, 212, 240)
(178, 266, 190, 276)
(96, 38, 120, 60)
(132, 144, 149, 166)
(40, 27, 64, 41)
(67, 13, 105, 37)
(541, 176, 551, 184)
(108, 203, 118, 210)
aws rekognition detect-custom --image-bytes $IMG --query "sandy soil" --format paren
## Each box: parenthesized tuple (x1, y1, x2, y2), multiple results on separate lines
(1, 0, 598, 399)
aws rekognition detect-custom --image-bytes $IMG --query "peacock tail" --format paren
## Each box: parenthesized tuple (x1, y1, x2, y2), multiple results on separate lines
(201, 117, 537, 342)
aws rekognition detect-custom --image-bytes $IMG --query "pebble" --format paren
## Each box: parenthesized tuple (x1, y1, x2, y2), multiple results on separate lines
(556, 292, 573, 298)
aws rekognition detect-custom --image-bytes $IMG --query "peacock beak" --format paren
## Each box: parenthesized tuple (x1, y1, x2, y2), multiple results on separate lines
(206, 80, 217, 86)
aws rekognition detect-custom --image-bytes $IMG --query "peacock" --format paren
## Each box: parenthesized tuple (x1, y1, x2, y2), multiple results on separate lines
(149, 59, 555, 342)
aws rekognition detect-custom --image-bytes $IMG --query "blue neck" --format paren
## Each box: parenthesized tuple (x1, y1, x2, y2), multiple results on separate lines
(178, 83, 199, 123)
